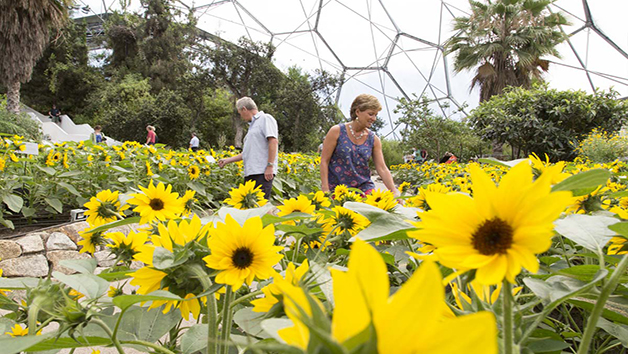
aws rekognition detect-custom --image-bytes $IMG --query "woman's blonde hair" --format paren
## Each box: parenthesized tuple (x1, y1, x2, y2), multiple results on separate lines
(350, 94, 382, 120)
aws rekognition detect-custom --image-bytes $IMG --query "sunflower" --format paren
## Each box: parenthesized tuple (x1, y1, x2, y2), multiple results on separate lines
(188, 165, 200, 180)
(145, 161, 154, 176)
(6, 324, 30, 337)
(409, 162, 573, 285)
(566, 186, 610, 214)
(278, 240, 497, 353)
(62, 153, 69, 169)
(0, 157, 5, 171)
(9, 153, 19, 162)
(277, 195, 316, 225)
(321, 206, 370, 237)
(364, 189, 397, 211)
(130, 216, 211, 320)
(333, 185, 349, 199)
(127, 181, 183, 224)
(223, 180, 267, 210)
(77, 226, 107, 255)
(83, 190, 128, 227)
(251, 260, 309, 313)
(106, 230, 149, 263)
(108, 286, 123, 297)
(406, 183, 451, 210)
(180, 190, 197, 215)
(203, 215, 283, 290)
(309, 191, 331, 209)
(607, 236, 628, 255)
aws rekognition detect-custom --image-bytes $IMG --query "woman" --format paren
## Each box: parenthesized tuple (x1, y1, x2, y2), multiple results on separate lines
(146, 125, 157, 145)
(320, 94, 400, 197)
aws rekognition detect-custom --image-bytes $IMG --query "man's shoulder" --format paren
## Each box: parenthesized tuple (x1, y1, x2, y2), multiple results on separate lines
(258, 111, 277, 121)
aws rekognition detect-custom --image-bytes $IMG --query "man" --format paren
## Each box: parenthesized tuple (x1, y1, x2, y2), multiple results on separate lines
(218, 97, 279, 200)
(189, 132, 200, 152)
(48, 104, 61, 125)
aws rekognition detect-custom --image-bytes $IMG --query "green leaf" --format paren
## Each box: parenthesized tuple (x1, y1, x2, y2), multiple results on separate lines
(554, 214, 618, 257)
(0, 277, 42, 289)
(97, 269, 134, 281)
(216, 204, 275, 226)
(110, 165, 131, 173)
(112, 290, 183, 311)
(523, 269, 608, 304)
(344, 202, 415, 242)
(260, 318, 293, 342)
(114, 305, 181, 342)
(568, 298, 628, 326)
(0, 333, 54, 354)
(44, 198, 63, 213)
(180, 324, 208, 354)
(233, 307, 271, 338)
(596, 317, 628, 347)
(262, 212, 315, 227)
(2, 194, 23, 213)
(58, 259, 97, 274)
(56, 182, 81, 197)
(34, 165, 56, 176)
(610, 222, 628, 237)
(552, 169, 611, 192)
(88, 216, 141, 234)
(152, 247, 190, 270)
(52, 272, 110, 299)
(26, 336, 112, 351)
(186, 181, 207, 197)
(58, 171, 83, 178)
(21, 207, 36, 218)
(478, 157, 511, 168)
(275, 224, 323, 236)
(336, 249, 394, 265)
(526, 338, 570, 353)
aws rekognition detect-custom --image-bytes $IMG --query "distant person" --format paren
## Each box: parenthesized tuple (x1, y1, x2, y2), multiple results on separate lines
(218, 97, 279, 200)
(90, 125, 105, 144)
(439, 151, 457, 164)
(48, 104, 61, 125)
(320, 94, 400, 198)
(189, 132, 200, 152)
(146, 125, 157, 145)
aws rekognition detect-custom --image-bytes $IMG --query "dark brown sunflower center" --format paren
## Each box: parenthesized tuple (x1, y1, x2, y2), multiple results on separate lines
(471, 218, 513, 255)
(232, 247, 254, 269)
(149, 198, 165, 211)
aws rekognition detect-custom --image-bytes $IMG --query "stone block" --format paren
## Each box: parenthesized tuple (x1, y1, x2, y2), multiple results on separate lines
(0, 240, 22, 260)
(94, 250, 116, 267)
(46, 232, 77, 251)
(50, 222, 89, 244)
(15, 235, 44, 254)
(46, 251, 91, 275)
(0, 254, 49, 277)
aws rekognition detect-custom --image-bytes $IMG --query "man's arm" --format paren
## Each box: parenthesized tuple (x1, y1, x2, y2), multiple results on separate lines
(218, 153, 243, 168)
(264, 137, 278, 181)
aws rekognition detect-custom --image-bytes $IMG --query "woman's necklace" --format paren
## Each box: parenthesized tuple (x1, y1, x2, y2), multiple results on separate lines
(348, 123, 366, 140)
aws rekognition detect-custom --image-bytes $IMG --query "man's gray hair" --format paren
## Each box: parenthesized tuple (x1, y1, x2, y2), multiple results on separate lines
(236, 97, 258, 111)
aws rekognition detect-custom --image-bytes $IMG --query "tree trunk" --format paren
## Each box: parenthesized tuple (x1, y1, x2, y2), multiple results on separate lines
(6, 80, 21, 114)
(492, 141, 504, 160)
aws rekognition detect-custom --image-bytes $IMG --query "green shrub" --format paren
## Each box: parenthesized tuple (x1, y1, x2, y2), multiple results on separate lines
(0, 96, 42, 140)
(575, 128, 628, 163)
(380, 138, 404, 167)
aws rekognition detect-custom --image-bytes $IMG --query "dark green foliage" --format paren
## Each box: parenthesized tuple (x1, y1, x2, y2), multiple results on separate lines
(379, 138, 404, 167)
(21, 20, 104, 121)
(0, 95, 42, 140)
(468, 85, 628, 161)
(395, 95, 488, 162)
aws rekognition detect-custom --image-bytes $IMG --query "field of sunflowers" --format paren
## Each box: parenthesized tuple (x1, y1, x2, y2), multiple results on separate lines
(1, 135, 628, 354)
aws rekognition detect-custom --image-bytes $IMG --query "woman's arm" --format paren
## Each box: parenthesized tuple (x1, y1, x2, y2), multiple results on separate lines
(320, 125, 340, 192)
(372, 136, 400, 197)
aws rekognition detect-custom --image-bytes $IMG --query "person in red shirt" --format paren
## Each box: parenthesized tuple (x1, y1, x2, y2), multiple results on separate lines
(146, 125, 157, 145)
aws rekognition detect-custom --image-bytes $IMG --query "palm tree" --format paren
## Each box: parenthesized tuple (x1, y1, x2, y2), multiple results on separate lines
(446, 0, 568, 102)
(0, 0, 71, 113)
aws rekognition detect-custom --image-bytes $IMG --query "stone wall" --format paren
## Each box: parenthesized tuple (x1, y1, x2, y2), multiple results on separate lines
(0, 222, 140, 277)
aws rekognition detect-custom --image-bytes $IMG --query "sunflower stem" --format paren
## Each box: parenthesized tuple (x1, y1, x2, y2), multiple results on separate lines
(577, 253, 628, 354)
(93, 318, 126, 354)
(206, 294, 218, 354)
(221, 285, 234, 354)
(292, 237, 302, 263)
(502, 280, 514, 354)
(119, 340, 177, 354)
(229, 290, 263, 309)
(313, 225, 339, 263)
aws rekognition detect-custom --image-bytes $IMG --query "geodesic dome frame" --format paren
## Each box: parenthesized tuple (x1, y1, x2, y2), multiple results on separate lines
(76, 0, 628, 138)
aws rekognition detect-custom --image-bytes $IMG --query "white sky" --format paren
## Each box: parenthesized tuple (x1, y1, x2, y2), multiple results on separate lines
(73, 0, 628, 138)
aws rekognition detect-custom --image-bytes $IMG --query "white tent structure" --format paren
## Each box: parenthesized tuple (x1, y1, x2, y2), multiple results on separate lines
(74, 0, 628, 138)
